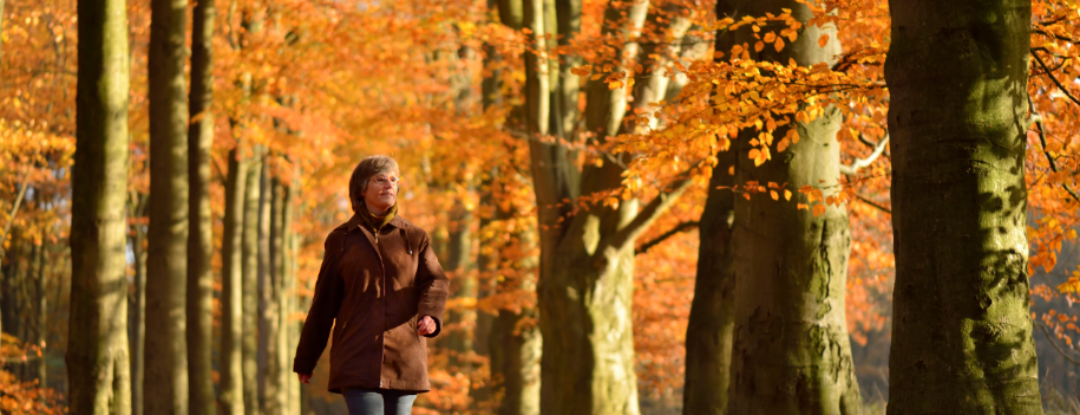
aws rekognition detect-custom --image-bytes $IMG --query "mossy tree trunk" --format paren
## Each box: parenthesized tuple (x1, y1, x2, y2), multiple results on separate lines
(530, 0, 695, 413)
(144, 0, 190, 410)
(727, 1, 861, 414)
(187, 0, 216, 412)
(885, 0, 1043, 413)
(67, 0, 132, 408)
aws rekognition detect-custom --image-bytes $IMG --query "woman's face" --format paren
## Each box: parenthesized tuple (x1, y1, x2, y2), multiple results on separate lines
(363, 171, 399, 212)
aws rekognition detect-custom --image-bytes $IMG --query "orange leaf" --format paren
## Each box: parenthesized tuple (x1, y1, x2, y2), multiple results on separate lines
(812, 204, 826, 217)
(755, 41, 765, 52)
(770, 190, 779, 200)
(774, 38, 785, 52)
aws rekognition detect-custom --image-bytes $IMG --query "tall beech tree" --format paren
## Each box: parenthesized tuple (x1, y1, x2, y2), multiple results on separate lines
(726, 0, 861, 413)
(220, 147, 249, 415)
(525, 0, 694, 412)
(186, 0, 217, 411)
(128, 193, 148, 415)
(66, 0, 132, 410)
(683, 4, 737, 412)
(144, 0, 190, 410)
(242, 148, 262, 415)
(886, 0, 1044, 413)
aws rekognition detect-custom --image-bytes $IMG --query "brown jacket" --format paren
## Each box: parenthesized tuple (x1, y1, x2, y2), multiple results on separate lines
(293, 214, 449, 393)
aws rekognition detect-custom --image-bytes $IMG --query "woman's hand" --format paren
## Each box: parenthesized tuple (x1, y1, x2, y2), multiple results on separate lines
(417, 315, 436, 336)
(298, 373, 312, 384)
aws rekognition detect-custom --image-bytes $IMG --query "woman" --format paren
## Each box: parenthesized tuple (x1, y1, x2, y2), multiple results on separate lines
(294, 155, 449, 415)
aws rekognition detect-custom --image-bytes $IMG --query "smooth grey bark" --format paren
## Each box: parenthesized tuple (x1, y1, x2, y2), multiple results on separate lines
(242, 148, 263, 415)
(259, 172, 285, 415)
(67, 0, 132, 410)
(257, 156, 279, 415)
(220, 147, 249, 415)
(472, 12, 503, 404)
(885, 0, 1043, 413)
(33, 238, 45, 384)
(532, 1, 690, 414)
(271, 179, 295, 415)
(682, 2, 736, 413)
(129, 193, 148, 415)
(145, 0, 190, 412)
(186, 0, 216, 412)
(727, 1, 860, 414)
(554, 0, 582, 141)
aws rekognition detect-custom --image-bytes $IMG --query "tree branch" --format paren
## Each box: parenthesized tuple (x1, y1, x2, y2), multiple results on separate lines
(840, 134, 889, 176)
(1037, 322, 1080, 365)
(1032, 49, 1080, 108)
(0, 175, 30, 259)
(1032, 109, 1080, 204)
(601, 163, 700, 254)
(855, 194, 891, 215)
(636, 220, 699, 255)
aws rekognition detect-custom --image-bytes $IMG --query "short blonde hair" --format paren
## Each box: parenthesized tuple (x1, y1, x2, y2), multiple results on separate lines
(349, 155, 399, 212)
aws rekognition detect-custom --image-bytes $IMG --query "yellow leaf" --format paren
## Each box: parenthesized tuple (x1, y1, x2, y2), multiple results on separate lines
(608, 81, 623, 90)
(1059, 277, 1080, 294)
(784, 189, 792, 201)
(770, 190, 779, 200)
(777, 137, 791, 153)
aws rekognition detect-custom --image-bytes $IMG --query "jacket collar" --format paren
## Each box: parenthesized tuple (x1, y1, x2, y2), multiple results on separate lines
(344, 212, 408, 233)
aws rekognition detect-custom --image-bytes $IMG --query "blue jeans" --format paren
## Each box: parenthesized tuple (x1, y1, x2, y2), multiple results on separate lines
(342, 388, 418, 415)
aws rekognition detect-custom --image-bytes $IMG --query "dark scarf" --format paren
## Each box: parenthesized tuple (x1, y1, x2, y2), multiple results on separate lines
(357, 202, 397, 234)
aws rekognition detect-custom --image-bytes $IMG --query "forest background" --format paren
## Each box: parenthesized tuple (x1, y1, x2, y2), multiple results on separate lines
(1, 0, 1080, 413)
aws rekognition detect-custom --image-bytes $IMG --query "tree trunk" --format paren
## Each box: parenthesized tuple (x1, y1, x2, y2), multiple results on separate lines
(243, 148, 263, 415)
(534, 1, 661, 414)
(472, 9, 504, 402)
(682, 2, 737, 413)
(683, 134, 737, 415)
(145, 0, 190, 411)
(264, 176, 287, 415)
(275, 180, 297, 415)
(885, 0, 1043, 413)
(187, 0, 216, 412)
(444, 202, 475, 360)
(727, 1, 861, 413)
(129, 193, 148, 415)
(257, 157, 279, 415)
(221, 147, 249, 415)
(34, 237, 46, 385)
(554, 0, 581, 141)
(67, 0, 132, 409)
(491, 304, 542, 415)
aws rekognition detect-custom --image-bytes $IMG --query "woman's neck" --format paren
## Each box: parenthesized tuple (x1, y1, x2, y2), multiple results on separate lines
(365, 202, 389, 216)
